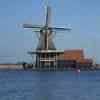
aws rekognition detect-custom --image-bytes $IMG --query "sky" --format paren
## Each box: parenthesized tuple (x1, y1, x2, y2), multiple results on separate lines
(0, 0, 100, 63)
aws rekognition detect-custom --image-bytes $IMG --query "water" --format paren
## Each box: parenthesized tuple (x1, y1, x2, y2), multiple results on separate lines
(0, 70, 100, 100)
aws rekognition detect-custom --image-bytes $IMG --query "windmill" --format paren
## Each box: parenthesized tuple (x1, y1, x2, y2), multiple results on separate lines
(23, 6, 71, 70)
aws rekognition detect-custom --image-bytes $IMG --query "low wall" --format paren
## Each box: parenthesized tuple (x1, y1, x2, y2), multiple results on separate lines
(0, 64, 23, 69)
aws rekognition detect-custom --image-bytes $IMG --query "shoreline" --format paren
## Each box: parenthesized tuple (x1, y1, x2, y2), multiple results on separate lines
(0, 64, 100, 71)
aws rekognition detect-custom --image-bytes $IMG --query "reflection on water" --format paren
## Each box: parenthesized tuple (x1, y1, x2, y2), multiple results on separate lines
(0, 70, 100, 100)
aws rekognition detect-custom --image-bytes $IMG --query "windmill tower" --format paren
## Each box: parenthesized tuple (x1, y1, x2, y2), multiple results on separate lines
(23, 6, 71, 70)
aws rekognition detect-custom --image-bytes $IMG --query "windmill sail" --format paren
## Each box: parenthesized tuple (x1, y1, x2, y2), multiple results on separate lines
(45, 6, 51, 27)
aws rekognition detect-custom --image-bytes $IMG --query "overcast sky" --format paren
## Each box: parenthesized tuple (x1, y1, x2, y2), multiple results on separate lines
(0, 0, 100, 63)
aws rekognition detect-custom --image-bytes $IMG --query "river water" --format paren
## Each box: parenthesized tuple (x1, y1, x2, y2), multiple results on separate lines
(0, 70, 100, 100)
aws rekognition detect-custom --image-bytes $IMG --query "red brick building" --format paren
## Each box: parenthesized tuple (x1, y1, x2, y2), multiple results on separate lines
(58, 49, 93, 64)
